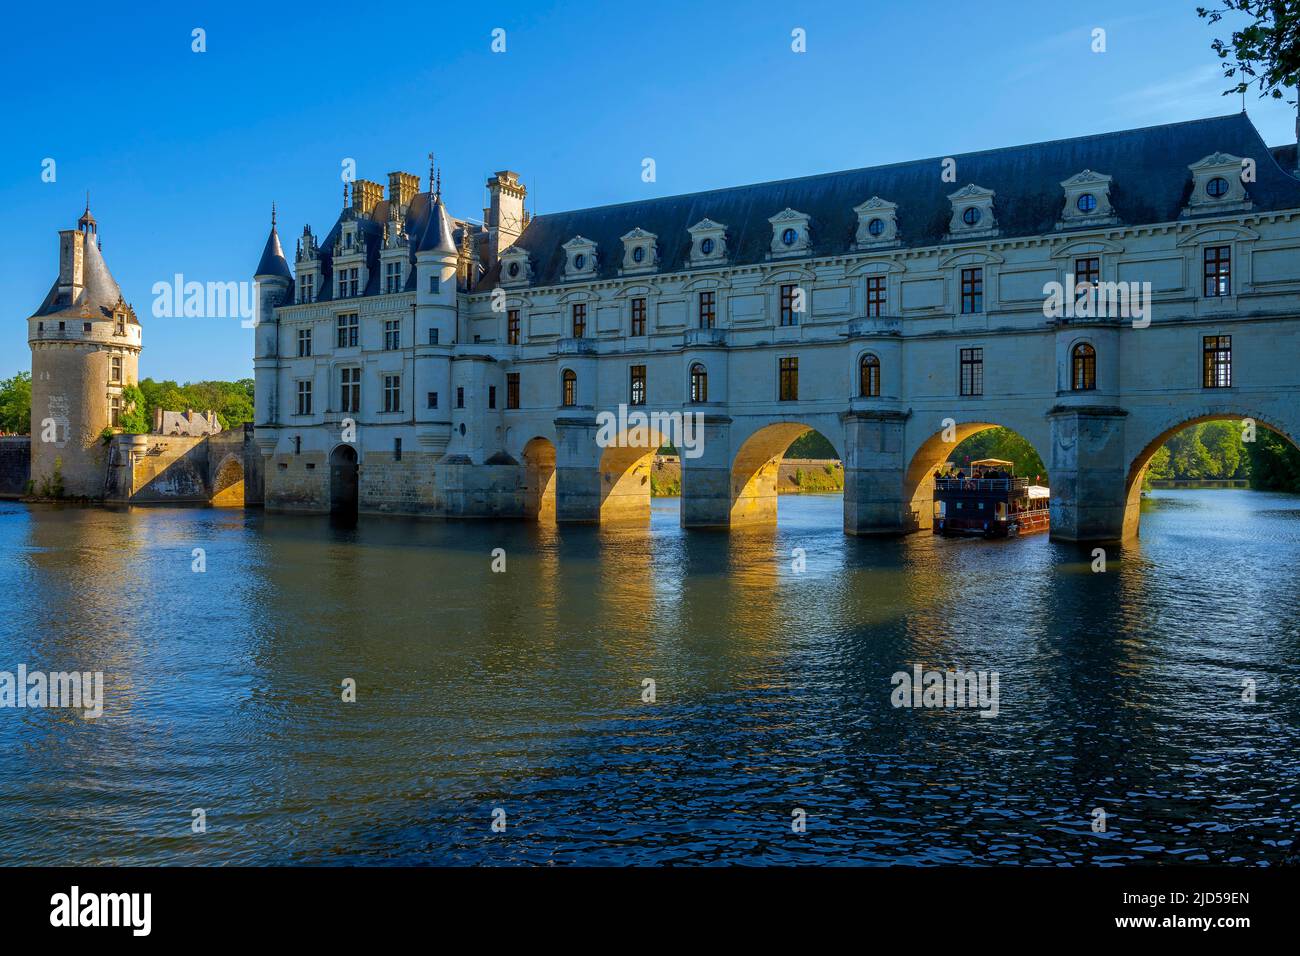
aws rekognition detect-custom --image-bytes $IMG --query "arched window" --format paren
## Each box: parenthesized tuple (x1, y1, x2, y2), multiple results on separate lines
(1071, 343, 1096, 391)
(859, 353, 880, 397)
(561, 369, 577, 407)
(690, 362, 708, 403)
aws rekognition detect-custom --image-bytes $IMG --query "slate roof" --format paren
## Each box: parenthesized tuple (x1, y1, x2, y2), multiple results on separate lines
(485, 113, 1300, 288)
(255, 224, 293, 279)
(32, 225, 139, 324)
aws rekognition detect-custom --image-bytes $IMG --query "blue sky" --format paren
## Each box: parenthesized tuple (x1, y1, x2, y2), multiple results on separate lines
(2, 0, 1296, 382)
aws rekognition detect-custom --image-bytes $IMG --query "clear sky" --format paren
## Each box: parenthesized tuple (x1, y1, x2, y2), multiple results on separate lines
(2, 0, 1296, 382)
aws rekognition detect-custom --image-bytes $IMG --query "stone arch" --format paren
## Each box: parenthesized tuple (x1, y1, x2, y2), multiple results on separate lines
(1121, 406, 1300, 539)
(730, 420, 842, 526)
(521, 436, 557, 521)
(903, 418, 1050, 531)
(597, 420, 673, 524)
(329, 443, 359, 520)
(210, 454, 245, 508)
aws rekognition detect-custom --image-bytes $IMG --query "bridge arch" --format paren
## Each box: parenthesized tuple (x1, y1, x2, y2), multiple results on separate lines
(729, 419, 842, 526)
(597, 420, 674, 524)
(210, 454, 245, 507)
(329, 443, 359, 521)
(1121, 405, 1300, 539)
(903, 418, 1049, 531)
(521, 436, 557, 521)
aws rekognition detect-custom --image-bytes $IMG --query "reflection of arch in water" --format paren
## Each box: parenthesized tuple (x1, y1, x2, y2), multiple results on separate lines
(210, 454, 245, 508)
(598, 422, 672, 524)
(903, 419, 1048, 532)
(521, 437, 557, 521)
(329, 444, 359, 519)
(730, 421, 839, 526)
(1122, 408, 1299, 539)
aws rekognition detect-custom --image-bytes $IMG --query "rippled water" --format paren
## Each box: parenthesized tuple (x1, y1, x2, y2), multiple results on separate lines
(0, 489, 1297, 866)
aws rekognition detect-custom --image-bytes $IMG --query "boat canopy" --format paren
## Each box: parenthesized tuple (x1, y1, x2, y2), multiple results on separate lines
(970, 458, 1014, 468)
(1027, 485, 1050, 499)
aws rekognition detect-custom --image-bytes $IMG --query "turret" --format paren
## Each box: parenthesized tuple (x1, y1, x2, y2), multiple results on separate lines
(253, 204, 292, 428)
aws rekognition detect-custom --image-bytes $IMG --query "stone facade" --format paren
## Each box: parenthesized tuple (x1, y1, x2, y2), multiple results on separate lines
(0, 437, 31, 498)
(255, 114, 1300, 542)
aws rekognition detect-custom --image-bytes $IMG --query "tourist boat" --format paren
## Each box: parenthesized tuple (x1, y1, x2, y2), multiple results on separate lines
(932, 458, 1050, 539)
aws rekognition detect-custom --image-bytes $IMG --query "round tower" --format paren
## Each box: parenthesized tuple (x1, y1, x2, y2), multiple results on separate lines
(253, 204, 292, 446)
(28, 204, 142, 498)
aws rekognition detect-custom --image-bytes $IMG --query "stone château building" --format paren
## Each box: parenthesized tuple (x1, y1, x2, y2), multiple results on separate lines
(253, 113, 1300, 541)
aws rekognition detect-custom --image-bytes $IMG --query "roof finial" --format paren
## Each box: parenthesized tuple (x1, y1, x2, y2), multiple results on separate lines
(436, 165, 442, 201)
(428, 151, 436, 193)
(271, 201, 277, 228)
(343, 181, 349, 209)
(84, 190, 90, 215)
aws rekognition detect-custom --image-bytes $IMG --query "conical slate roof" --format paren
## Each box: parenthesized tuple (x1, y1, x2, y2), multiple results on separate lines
(414, 195, 457, 256)
(255, 224, 293, 279)
(32, 219, 135, 323)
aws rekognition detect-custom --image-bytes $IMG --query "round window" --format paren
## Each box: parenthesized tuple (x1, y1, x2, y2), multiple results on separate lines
(573, 253, 586, 271)
(700, 237, 715, 255)
(507, 261, 520, 277)
(867, 218, 885, 237)
(1076, 193, 1097, 213)
(962, 207, 981, 226)
(1206, 176, 1230, 198)
(781, 227, 798, 246)
(632, 246, 645, 263)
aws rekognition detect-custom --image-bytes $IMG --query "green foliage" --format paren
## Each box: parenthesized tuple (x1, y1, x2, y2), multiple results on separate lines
(37, 456, 64, 499)
(1198, 1, 1300, 101)
(136, 377, 254, 430)
(1147, 421, 1250, 480)
(784, 430, 838, 460)
(649, 470, 680, 497)
(117, 384, 150, 434)
(0, 371, 32, 434)
(950, 428, 1048, 481)
(1246, 429, 1300, 491)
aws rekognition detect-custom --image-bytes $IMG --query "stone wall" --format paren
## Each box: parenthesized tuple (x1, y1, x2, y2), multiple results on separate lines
(0, 437, 31, 499)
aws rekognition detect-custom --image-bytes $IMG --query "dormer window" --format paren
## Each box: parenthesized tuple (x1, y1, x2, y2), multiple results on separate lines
(781, 228, 798, 246)
(688, 219, 728, 267)
(500, 248, 532, 287)
(946, 185, 998, 241)
(1206, 176, 1229, 198)
(632, 247, 644, 263)
(962, 207, 981, 226)
(867, 219, 885, 237)
(619, 227, 658, 274)
(1076, 194, 1097, 213)
(1057, 171, 1116, 229)
(854, 197, 900, 249)
(1184, 153, 1252, 216)
(574, 254, 585, 270)
(114, 312, 126, 336)
(509, 262, 520, 277)
(701, 238, 715, 255)
(768, 208, 811, 258)
(561, 236, 598, 281)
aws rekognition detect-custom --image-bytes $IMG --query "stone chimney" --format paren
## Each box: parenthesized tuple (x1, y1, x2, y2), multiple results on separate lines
(352, 179, 384, 217)
(57, 229, 85, 303)
(485, 170, 527, 270)
(388, 171, 419, 213)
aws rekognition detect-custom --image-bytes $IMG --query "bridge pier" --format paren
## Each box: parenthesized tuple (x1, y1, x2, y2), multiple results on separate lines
(1047, 406, 1129, 543)
(841, 410, 912, 535)
(554, 416, 601, 523)
(680, 415, 733, 528)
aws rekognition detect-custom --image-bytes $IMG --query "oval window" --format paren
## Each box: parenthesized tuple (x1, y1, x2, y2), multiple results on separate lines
(573, 253, 586, 271)
(867, 218, 885, 236)
(632, 246, 645, 263)
(507, 261, 520, 277)
(1206, 176, 1230, 198)
(1076, 193, 1097, 213)
(962, 207, 981, 226)
(700, 237, 715, 255)
(781, 227, 798, 246)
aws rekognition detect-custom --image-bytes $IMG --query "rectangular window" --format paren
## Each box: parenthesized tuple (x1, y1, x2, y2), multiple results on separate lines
(779, 284, 798, 326)
(383, 374, 401, 412)
(109, 356, 122, 385)
(1203, 245, 1231, 297)
(348, 268, 359, 297)
(340, 367, 361, 413)
(385, 261, 404, 293)
(960, 268, 983, 314)
(296, 380, 312, 415)
(1074, 257, 1100, 300)
(865, 276, 886, 317)
(83, 322, 92, 333)
(488, 385, 497, 409)
(456, 387, 465, 409)
(298, 327, 312, 357)
(1203, 335, 1232, 388)
(384, 319, 400, 351)
(109, 395, 121, 427)
(778, 357, 798, 401)
(336, 312, 358, 348)
(428, 327, 439, 346)
(572, 303, 586, 338)
(959, 347, 983, 396)
(429, 275, 439, 294)
(394, 438, 402, 462)
(427, 391, 438, 409)
(699, 291, 716, 329)
(506, 372, 520, 409)
(630, 298, 646, 337)
(629, 365, 647, 406)
(507, 309, 520, 345)
(299, 276, 314, 304)
(115, 315, 126, 335)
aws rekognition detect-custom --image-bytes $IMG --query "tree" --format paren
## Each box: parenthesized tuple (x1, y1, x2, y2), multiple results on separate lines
(950, 427, 1048, 480)
(118, 384, 150, 434)
(0, 371, 32, 434)
(1198, 1, 1300, 102)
